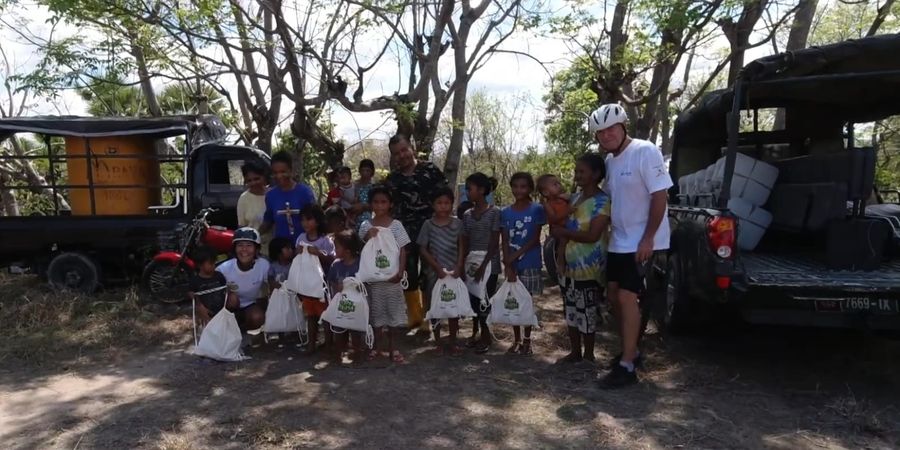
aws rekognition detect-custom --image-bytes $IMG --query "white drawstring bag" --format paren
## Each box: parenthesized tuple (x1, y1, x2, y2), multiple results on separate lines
(263, 286, 307, 340)
(426, 272, 476, 320)
(464, 251, 490, 303)
(191, 307, 248, 362)
(486, 279, 540, 327)
(320, 277, 375, 348)
(285, 245, 327, 299)
(358, 227, 401, 282)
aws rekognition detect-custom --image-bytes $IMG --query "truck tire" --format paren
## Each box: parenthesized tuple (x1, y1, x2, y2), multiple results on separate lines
(662, 254, 695, 334)
(142, 259, 191, 304)
(47, 252, 100, 294)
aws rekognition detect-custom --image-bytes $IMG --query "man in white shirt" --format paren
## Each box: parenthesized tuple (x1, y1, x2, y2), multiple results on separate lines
(589, 104, 673, 388)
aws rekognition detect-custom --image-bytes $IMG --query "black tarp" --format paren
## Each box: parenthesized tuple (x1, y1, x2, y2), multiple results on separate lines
(0, 115, 227, 146)
(675, 33, 900, 147)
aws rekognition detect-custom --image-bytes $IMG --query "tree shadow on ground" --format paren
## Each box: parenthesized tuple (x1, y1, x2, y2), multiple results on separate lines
(2, 288, 900, 449)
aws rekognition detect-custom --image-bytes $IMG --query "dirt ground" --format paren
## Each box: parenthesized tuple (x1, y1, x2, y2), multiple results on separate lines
(1, 274, 900, 450)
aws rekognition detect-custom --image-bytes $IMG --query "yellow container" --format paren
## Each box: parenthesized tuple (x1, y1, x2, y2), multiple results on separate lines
(65, 136, 161, 215)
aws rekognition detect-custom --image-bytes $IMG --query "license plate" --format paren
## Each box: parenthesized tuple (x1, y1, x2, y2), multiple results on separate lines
(814, 297, 899, 314)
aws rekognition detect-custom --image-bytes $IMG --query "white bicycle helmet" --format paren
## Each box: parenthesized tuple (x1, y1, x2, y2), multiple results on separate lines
(232, 227, 261, 245)
(588, 104, 628, 134)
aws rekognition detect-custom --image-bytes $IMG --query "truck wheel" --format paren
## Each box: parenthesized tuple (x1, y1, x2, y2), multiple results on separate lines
(662, 254, 695, 334)
(47, 252, 100, 294)
(142, 260, 190, 304)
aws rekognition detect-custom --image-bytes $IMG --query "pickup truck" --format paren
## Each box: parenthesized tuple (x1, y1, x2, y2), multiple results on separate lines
(657, 35, 900, 333)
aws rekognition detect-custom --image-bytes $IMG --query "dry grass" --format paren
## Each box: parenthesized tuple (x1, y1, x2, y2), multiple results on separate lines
(0, 273, 190, 367)
(155, 433, 198, 450)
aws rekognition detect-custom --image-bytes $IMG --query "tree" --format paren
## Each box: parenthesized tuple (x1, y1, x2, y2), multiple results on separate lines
(0, 42, 71, 216)
(544, 0, 728, 142)
(543, 56, 596, 156)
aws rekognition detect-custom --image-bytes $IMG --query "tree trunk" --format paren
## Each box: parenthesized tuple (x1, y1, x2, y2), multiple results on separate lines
(773, 0, 817, 129)
(867, 0, 896, 37)
(0, 172, 19, 216)
(722, 0, 770, 84)
(129, 37, 162, 117)
(444, 80, 468, 188)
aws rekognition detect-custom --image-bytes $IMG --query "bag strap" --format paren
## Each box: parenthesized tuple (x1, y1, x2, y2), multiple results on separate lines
(192, 297, 199, 347)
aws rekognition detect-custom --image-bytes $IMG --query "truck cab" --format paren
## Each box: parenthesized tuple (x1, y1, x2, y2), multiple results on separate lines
(661, 35, 900, 332)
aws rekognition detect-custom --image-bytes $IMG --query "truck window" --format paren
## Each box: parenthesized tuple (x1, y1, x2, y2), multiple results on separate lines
(208, 158, 246, 193)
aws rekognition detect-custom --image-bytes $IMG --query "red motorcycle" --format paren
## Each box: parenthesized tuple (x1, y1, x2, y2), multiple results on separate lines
(142, 208, 234, 303)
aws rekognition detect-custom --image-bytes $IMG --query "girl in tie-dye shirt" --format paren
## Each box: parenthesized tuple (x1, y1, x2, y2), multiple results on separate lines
(550, 153, 611, 363)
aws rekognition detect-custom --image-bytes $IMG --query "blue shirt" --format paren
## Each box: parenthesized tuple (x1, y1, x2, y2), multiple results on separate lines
(263, 183, 316, 242)
(500, 202, 546, 271)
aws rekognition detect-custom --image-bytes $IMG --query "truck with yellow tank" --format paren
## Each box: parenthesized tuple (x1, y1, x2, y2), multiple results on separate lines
(0, 115, 269, 293)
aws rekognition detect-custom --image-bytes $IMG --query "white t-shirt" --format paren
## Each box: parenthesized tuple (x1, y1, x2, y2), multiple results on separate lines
(217, 258, 271, 308)
(604, 138, 673, 253)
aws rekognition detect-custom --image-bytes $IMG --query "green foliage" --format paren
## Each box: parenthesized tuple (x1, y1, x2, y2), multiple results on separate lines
(809, 1, 900, 46)
(543, 56, 597, 157)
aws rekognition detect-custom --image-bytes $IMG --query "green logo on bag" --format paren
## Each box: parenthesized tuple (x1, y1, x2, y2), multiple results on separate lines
(504, 294, 519, 310)
(375, 249, 390, 269)
(440, 286, 456, 302)
(467, 263, 477, 277)
(338, 294, 356, 313)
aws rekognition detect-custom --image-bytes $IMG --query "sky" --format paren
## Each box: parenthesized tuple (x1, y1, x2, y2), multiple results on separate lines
(0, 1, 787, 152)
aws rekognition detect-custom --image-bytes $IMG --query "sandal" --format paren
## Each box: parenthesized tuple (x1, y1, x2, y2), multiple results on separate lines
(391, 351, 406, 364)
(519, 339, 533, 356)
(367, 350, 380, 361)
(506, 342, 521, 354)
(474, 343, 490, 354)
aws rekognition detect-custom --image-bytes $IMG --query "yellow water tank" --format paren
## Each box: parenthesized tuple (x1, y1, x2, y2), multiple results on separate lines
(65, 136, 161, 215)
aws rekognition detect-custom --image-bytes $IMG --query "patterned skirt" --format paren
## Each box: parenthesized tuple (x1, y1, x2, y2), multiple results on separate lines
(562, 279, 603, 334)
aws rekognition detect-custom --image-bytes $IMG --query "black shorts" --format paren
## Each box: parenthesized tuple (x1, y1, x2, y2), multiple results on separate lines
(606, 252, 647, 295)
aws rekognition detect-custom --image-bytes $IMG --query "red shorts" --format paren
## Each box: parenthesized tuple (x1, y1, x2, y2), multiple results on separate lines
(301, 296, 327, 317)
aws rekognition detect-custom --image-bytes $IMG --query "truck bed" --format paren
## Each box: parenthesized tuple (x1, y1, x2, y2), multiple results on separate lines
(742, 253, 900, 292)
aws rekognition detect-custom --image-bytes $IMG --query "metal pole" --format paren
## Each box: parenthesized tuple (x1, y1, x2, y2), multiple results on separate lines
(85, 138, 97, 215)
(718, 79, 745, 208)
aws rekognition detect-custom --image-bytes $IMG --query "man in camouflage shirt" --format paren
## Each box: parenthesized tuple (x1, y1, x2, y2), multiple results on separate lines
(386, 133, 449, 294)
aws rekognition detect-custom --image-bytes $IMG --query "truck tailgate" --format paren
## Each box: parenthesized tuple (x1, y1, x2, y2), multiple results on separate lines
(742, 253, 900, 292)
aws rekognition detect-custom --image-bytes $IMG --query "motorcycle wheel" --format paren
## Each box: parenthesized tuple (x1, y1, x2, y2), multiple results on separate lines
(142, 260, 191, 304)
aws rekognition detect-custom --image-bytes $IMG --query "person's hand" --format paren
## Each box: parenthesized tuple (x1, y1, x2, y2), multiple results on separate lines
(388, 271, 403, 283)
(505, 265, 517, 283)
(307, 246, 323, 257)
(335, 282, 343, 293)
(455, 264, 465, 279)
(636, 236, 654, 263)
(366, 227, 379, 239)
(226, 281, 239, 293)
(438, 268, 450, 279)
(550, 226, 569, 240)
(195, 304, 211, 326)
(296, 246, 304, 254)
(272, 280, 282, 290)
